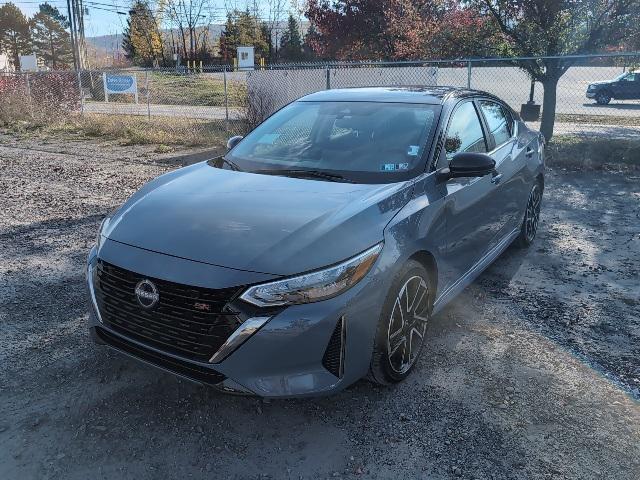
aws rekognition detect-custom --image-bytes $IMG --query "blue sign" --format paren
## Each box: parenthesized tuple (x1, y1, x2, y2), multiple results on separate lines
(105, 74, 135, 92)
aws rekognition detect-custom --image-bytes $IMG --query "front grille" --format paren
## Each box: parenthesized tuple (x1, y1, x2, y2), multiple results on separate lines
(94, 260, 244, 363)
(95, 327, 226, 385)
(322, 316, 345, 378)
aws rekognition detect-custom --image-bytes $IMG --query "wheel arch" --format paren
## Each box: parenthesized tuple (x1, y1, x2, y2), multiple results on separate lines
(407, 250, 438, 310)
(536, 172, 544, 192)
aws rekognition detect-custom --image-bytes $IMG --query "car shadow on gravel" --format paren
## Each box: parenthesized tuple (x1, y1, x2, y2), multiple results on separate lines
(471, 171, 640, 399)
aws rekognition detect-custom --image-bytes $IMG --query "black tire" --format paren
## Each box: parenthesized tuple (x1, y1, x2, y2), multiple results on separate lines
(368, 260, 432, 385)
(595, 91, 611, 105)
(515, 181, 543, 248)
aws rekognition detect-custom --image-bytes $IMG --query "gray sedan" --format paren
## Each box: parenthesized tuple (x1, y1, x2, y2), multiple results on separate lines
(86, 86, 544, 397)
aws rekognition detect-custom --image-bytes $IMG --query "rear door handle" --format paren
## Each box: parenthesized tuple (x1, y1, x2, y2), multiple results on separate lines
(491, 173, 503, 184)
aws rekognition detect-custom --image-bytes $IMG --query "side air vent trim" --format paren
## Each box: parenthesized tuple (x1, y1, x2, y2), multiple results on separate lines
(322, 316, 346, 378)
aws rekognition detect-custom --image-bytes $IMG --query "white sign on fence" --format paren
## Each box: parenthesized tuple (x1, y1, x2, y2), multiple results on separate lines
(20, 55, 38, 72)
(102, 73, 138, 103)
(237, 46, 255, 71)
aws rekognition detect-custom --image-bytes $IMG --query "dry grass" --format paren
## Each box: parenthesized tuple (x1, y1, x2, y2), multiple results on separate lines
(556, 113, 640, 126)
(43, 114, 243, 148)
(547, 135, 640, 170)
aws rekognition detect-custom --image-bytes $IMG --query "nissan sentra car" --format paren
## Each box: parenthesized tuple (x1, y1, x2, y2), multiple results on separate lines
(87, 86, 544, 397)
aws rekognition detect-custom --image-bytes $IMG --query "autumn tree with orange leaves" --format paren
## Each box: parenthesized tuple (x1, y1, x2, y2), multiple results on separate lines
(305, 0, 498, 61)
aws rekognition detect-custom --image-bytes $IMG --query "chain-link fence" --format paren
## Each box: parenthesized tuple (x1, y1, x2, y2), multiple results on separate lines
(2, 53, 639, 144)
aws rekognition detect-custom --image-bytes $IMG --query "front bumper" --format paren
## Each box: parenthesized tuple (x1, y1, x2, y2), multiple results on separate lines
(86, 240, 387, 398)
(586, 91, 596, 99)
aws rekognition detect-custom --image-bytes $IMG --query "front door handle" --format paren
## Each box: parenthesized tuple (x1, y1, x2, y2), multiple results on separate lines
(525, 147, 535, 158)
(491, 173, 503, 184)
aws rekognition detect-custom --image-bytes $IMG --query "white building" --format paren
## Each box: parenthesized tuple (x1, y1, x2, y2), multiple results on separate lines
(0, 53, 13, 72)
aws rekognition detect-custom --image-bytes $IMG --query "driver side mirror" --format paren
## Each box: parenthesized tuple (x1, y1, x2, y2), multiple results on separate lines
(226, 135, 244, 150)
(438, 152, 496, 181)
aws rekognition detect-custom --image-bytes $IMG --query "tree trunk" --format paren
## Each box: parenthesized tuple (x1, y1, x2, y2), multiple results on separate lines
(11, 36, 20, 71)
(541, 77, 559, 142)
(50, 33, 56, 70)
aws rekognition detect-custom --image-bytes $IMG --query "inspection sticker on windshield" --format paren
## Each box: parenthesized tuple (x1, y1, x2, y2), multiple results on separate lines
(257, 133, 280, 144)
(380, 163, 409, 172)
(407, 145, 420, 156)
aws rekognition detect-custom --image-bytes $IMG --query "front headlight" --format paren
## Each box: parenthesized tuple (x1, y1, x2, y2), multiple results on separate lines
(239, 243, 383, 307)
(96, 216, 110, 250)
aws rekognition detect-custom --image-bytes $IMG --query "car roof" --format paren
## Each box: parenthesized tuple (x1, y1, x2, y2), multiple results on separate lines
(297, 86, 482, 105)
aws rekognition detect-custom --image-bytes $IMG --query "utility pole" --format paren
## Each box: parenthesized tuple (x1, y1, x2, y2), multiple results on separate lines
(72, 0, 85, 69)
(77, 0, 86, 68)
(66, 0, 78, 70)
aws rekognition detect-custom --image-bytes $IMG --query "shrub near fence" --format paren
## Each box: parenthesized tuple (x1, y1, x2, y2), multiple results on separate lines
(0, 72, 79, 126)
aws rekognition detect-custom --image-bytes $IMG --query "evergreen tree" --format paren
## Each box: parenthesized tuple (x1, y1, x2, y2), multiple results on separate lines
(0, 2, 32, 71)
(122, 17, 136, 61)
(218, 10, 269, 64)
(279, 14, 303, 62)
(302, 23, 320, 61)
(121, 1, 163, 66)
(31, 3, 73, 69)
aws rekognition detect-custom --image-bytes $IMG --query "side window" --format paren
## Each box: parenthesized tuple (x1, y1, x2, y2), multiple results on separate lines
(479, 100, 512, 147)
(444, 101, 487, 161)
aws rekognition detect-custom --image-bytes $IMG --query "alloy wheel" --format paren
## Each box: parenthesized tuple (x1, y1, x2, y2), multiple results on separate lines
(525, 184, 542, 243)
(386, 275, 429, 374)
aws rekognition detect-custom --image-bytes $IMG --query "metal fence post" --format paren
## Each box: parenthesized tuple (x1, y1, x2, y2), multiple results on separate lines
(77, 70, 84, 116)
(223, 66, 229, 131)
(145, 70, 151, 120)
(25, 73, 33, 118)
(467, 60, 472, 89)
(325, 64, 331, 89)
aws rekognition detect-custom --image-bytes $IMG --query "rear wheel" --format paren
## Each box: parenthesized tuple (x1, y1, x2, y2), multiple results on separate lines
(515, 182, 542, 248)
(368, 260, 432, 385)
(595, 91, 611, 105)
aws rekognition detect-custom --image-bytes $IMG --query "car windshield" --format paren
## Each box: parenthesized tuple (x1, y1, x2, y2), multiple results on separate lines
(224, 101, 440, 183)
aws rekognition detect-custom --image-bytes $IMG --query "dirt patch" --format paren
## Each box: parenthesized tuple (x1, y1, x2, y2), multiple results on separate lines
(1, 139, 639, 479)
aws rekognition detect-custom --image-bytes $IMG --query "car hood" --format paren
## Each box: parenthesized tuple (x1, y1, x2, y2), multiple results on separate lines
(589, 81, 612, 86)
(104, 161, 413, 276)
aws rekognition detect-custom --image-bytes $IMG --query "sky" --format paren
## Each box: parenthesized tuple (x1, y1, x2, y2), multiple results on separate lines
(8, 0, 133, 37)
(6, 0, 301, 38)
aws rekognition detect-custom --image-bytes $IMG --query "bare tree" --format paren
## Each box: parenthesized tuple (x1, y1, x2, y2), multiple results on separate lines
(165, 0, 212, 61)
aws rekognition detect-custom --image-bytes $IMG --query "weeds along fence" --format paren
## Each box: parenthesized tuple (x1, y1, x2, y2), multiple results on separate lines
(1, 53, 639, 144)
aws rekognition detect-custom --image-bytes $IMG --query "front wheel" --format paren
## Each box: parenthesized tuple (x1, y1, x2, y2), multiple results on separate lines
(368, 260, 432, 385)
(595, 91, 611, 105)
(515, 182, 542, 248)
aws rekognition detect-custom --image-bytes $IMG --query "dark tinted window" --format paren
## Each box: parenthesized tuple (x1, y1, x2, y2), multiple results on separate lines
(479, 100, 513, 147)
(444, 101, 487, 160)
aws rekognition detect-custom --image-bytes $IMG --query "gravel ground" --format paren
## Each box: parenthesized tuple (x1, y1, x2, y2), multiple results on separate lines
(1, 136, 639, 480)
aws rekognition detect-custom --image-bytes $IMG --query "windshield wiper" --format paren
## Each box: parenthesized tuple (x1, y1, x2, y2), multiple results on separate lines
(256, 169, 355, 183)
(213, 156, 243, 171)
